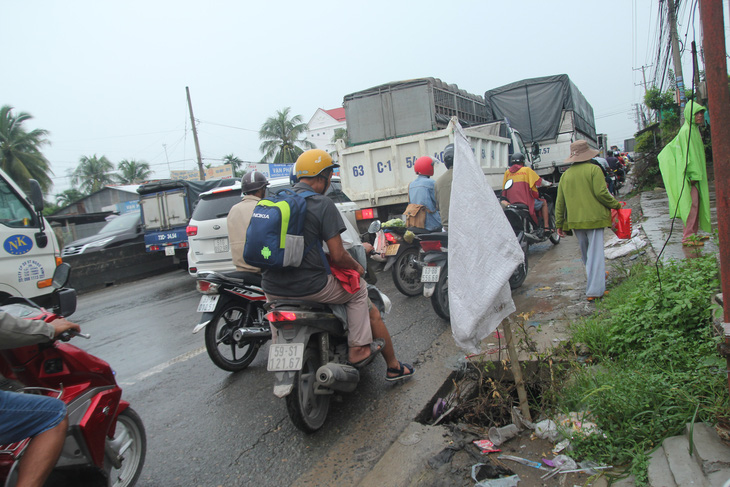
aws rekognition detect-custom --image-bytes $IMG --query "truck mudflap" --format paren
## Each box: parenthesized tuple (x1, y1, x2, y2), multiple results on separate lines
(143, 229, 189, 254)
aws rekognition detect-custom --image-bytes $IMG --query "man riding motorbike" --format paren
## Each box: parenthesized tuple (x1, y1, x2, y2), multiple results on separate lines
(408, 156, 442, 232)
(263, 149, 413, 380)
(0, 312, 81, 487)
(435, 144, 454, 232)
(228, 171, 269, 274)
(502, 153, 552, 234)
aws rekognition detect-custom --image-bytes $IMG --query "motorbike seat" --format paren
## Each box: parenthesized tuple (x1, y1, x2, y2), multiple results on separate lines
(220, 270, 262, 287)
(265, 299, 332, 312)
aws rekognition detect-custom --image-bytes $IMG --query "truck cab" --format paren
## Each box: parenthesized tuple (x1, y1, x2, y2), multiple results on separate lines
(0, 169, 61, 305)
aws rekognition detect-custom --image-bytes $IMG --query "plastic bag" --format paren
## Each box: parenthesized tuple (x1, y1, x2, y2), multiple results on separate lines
(611, 203, 632, 239)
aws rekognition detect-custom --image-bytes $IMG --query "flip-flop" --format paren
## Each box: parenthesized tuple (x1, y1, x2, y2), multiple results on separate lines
(349, 338, 385, 368)
(386, 361, 415, 382)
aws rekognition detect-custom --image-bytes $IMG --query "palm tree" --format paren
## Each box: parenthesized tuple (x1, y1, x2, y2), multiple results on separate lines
(0, 105, 53, 192)
(55, 188, 85, 207)
(222, 153, 244, 177)
(259, 107, 314, 163)
(72, 154, 115, 194)
(116, 159, 152, 184)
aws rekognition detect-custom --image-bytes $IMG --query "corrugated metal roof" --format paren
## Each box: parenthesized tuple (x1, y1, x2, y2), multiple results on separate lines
(324, 107, 346, 121)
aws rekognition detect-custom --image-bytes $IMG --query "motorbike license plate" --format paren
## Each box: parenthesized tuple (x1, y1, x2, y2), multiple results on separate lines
(421, 266, 441, 283)
(267, 343, 304, 371)
(385, 243, 400, 257)
(165, 246, 175, 256)
(214, 237, 229, 253)
(197, 294, 219, 313)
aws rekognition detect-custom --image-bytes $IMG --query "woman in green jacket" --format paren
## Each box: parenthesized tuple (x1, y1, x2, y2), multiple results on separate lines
(556, 140, 622, 300)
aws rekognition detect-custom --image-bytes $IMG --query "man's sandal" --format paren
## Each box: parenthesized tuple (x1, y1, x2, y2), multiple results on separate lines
(386, 362, 415, 382)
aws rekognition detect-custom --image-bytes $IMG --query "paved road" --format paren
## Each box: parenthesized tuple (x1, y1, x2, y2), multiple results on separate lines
(69, 267, 451, 486)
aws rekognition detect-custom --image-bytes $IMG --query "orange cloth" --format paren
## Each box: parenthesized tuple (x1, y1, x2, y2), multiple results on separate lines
(326, 256, 361, 294)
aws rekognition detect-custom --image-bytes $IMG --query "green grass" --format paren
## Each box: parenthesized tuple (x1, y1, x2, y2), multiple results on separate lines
(556, 254, 726, 484)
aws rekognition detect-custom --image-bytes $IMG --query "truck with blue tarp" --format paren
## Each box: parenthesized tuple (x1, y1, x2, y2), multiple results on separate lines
(137, 179, 236, 264)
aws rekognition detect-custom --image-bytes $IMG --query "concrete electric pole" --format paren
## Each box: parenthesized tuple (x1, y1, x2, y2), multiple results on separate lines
(667, 0, 688, 124)
(186, 86, 205, 181)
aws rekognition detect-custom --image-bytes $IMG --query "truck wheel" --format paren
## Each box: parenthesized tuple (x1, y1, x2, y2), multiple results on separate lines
(205, 302, 262, 372)
(286, 346, 330, 433)
(509, 243, 529, 290)
(430, 265, 450, 320)
(391, 246, 423, 296)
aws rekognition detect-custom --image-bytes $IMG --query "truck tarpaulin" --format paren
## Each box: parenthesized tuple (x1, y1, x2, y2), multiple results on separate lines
(483, 74, 596, 143)
(449, 122, 522, 353)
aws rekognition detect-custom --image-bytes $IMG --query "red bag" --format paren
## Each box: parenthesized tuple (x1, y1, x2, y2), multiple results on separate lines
(611, 203, 632, 239)
(326, 255, 361, 294)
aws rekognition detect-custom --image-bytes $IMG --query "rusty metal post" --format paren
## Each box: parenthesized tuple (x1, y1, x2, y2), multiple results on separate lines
(700, 0, 730, 396)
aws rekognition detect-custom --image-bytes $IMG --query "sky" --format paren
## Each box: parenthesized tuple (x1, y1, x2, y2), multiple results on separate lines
(4, 0, 718, 196)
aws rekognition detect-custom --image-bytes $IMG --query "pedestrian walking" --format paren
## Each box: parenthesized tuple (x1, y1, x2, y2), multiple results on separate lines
(657, 102, 712, 246)
(555, 140, 622, 301)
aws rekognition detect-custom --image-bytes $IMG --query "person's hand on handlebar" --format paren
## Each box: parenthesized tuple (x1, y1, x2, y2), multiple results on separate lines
(51, 318, 81, 338)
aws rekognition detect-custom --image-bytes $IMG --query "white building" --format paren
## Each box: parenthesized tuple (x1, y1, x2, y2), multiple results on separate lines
(305, 108, 346, 158)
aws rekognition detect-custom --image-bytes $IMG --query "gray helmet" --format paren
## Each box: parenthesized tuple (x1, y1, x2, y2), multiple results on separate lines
(241, 171, 268, 194)
(443, 144, 455, 169)
(509, 152, 526, 165)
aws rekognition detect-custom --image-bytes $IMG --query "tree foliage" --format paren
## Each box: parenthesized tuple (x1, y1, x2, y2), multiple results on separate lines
(0, 105, 53, 192)
(115, 159, 152, 184)
(55, 188, 85, 207)
(71, 154, 115, 194)
(258, 107, 314, 164)
(222, 153, 244, 177)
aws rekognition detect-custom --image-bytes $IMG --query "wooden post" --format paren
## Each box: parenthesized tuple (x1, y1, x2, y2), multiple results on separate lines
(502, 317, 532, 423)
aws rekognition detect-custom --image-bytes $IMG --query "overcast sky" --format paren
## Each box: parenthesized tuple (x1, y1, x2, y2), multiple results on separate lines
(4, 0, 715, 195)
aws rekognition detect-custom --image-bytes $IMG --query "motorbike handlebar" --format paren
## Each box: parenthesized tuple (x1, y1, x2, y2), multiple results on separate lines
(57, 329, 91, 342)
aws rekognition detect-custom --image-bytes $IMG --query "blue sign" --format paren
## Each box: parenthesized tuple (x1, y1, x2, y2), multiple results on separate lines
(4, 235, 33, 255)
(269, 164, 294, 178)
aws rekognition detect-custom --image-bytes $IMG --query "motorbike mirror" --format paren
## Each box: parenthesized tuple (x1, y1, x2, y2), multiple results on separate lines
(503, 179, 514, 191)
(367, 220, 382, 233)
(51, 263, 72, 289)
(56, 288, 77, 317)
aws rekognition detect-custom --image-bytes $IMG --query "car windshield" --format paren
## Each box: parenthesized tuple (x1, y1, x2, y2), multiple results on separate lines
(192, 189, 243, 221)
(99, 212, 140, 234)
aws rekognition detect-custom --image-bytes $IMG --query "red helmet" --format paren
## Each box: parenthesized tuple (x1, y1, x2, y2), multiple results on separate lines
(414, 156, 434, 176)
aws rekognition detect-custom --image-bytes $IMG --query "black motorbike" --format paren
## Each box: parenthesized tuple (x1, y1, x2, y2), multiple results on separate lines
(418, 232, 449, 320)
(501, 180, 560, 289)
(369, 221, 427, 297)
(194, 271, 270, 371)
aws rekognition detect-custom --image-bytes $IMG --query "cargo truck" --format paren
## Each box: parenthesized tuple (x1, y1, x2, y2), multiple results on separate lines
(137, 179, 235, 264)
(337, 117, 532, 231)
(0, 168, 61, 306)
(483, 74, 598, 182)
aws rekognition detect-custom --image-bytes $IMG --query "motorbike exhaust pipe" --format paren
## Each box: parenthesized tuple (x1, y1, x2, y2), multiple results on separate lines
(316, 363, 360, 392)
(232, 327, 270, 341)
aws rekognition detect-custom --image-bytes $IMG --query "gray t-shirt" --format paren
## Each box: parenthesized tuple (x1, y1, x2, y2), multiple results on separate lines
(262, 183, 346, 296)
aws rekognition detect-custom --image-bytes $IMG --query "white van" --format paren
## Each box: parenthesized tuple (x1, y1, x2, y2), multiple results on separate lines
(0, 168, 61, 305)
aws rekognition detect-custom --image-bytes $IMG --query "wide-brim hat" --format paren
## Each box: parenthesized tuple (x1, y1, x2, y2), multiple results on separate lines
(564, 140, 600, 163)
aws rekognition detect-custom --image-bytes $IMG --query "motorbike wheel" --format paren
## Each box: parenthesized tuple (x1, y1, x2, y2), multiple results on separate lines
(286, 346, 330, 433)
(509, 243, 529, 290)
(107, 408, 146, 487)
(430, 265, 450, 321)
(391, 246, 424, 296)
(205, 302, 263, 372)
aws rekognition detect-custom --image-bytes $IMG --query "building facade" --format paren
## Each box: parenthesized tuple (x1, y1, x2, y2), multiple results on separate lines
(305, 108, 347, 158)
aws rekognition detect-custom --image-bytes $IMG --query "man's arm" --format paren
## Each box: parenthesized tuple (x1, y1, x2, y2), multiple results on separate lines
(0, 312, 80, 349)
(326, 234, 365, 276)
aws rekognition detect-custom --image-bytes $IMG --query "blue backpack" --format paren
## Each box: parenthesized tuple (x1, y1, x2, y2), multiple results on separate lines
(243, 188, 320, 270)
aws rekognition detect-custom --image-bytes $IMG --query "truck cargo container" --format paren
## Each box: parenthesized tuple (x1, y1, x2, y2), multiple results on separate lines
(343, 78, 489, 146)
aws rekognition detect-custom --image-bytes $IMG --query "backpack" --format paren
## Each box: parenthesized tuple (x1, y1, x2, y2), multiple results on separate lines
(243, 188, 319, 270)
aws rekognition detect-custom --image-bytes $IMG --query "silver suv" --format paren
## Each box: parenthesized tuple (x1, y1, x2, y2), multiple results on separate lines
(186, 176, 358, 276)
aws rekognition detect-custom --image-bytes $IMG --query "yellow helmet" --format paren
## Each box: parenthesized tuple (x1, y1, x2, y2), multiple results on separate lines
(294, 149, 339, 179)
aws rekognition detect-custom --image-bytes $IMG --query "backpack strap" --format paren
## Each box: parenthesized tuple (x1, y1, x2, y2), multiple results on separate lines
(296, 189, 332, 275)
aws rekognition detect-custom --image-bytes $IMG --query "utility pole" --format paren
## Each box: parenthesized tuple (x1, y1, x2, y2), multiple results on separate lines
(186, 86, 205, 181)
(700, 0, 730, 401)
(634, 65, 653, 125)
(667, 0, 687, 123)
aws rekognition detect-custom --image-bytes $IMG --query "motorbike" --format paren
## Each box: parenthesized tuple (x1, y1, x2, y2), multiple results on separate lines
(264, 287, 389, 433)
(372, 221, 427, 297)
(0, 263, 146, 487)
(418, 232, 449, 320)
(194, 270, 270, 372)
(500, 180, 560, 289)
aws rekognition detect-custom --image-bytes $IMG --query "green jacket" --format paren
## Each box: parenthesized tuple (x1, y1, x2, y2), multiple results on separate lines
(657, 102, 711, 232)
(555, 161, 621, 231)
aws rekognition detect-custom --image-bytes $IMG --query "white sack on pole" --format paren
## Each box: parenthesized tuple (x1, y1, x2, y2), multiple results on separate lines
(448, 122, 524, 353)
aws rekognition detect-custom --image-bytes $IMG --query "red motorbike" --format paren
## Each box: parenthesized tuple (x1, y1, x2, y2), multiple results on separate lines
(0, 264, 146, 487)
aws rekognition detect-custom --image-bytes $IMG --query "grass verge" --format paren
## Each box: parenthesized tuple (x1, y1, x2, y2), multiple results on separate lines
(556, 254, 727, 485)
